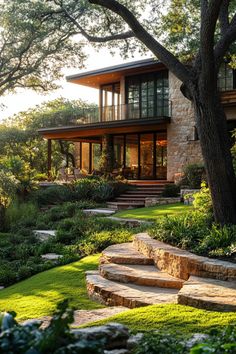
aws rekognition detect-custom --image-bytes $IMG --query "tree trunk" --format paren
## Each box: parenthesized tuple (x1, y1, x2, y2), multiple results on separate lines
(192, 88, 236, 225)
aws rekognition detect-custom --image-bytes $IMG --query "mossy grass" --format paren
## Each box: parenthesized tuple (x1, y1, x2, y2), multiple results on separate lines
(81, 304, 236, 335)
(0, 255, 103, 321)
(115, 203, 192, 220)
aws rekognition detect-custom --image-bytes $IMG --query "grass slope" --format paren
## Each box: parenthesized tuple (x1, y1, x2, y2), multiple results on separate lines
(83, 304, 236, 335)
(0, 255, 103, 321)
(115, 203, 192, 220)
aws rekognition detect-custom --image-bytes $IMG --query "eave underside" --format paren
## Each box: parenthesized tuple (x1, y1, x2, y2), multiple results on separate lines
(38, 118, 169, 141)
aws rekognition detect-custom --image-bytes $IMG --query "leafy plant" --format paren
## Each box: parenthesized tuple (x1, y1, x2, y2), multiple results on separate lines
(162, 183, 180, 197)
(192, 182, 212, 215)
(181, 164, 205, 189)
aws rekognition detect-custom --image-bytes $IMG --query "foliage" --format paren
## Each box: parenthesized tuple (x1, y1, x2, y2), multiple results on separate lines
(32, 185, 75, 207)
(162, 183, 180, 197)
(181, 164, 206, 189)
(149, 209, 236, 257)
(0, 1, 86, 95)
(5, 201, 39, 231)
(192, 183, 213, 215)
(134, 332, 185, 354)
(0, 171, 18, 209)
(0, 99, 97, 177)
(0, 300, 104, 354)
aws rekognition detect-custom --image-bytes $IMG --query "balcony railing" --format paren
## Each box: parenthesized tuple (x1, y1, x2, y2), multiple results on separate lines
(68, 102, 171, 126)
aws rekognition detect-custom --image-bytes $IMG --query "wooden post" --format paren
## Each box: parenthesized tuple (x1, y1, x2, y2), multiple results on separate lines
(47, 139, 52, 180)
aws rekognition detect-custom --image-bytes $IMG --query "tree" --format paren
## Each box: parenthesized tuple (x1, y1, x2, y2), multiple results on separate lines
(46, 0, 236, 225)
(0, 98, 97, 174)
(0, 1, 87, 94)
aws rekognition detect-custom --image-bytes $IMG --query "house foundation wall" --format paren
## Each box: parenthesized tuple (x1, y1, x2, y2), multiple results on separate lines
(167, 72, 203, 181)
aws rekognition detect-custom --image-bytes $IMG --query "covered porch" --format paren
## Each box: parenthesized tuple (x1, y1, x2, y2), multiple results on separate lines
(39, 117, 169, 181)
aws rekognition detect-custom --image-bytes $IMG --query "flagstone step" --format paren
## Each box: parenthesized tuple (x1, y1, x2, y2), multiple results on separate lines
(101, 243, 153, 265)
(178, 276, 236, 311)
(133, 233, 236, 281)
(86, 271, 178, 308)
(99, 263, 184, 289)
(107, 201, 145, 210)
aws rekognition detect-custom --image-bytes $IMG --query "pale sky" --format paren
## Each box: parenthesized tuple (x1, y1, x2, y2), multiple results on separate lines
(0, 46, 148, 120)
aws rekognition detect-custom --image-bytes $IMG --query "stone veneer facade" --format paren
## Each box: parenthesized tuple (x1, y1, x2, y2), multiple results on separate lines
(167, 72, 203, 181)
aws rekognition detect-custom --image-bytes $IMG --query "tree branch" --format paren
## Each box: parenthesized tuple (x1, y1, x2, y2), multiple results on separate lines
(89, 0, 190, 84)
(61, 6, 133, 42)
(215, 12, 236, 68)
(219, 0, 230, 35)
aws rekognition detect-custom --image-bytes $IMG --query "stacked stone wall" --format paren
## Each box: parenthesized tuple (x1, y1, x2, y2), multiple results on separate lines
(167, 72, 203, 181)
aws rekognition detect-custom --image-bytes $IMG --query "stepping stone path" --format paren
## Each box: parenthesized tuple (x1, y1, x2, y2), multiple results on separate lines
(86, 233, 236, 311)
(36, 307, 129, 329)
(83, 209, 115, 216)
(34, 230, 56, 242)
(41, 253, 63, 261)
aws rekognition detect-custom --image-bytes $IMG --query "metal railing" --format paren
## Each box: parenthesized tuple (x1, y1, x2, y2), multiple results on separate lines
(68, 101, 172, 126)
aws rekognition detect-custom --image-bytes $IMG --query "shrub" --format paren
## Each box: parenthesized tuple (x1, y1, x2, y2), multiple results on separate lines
(162, 183, 180, 197)
(0, 266, 16, 286)
(32, 185, 74, 206)
(80, 229, 133, 255)
(149, 211, 212, 253)
(192, 182, 212, 214)
(182, 163, 205, 188)
(5, 201, 39, 230)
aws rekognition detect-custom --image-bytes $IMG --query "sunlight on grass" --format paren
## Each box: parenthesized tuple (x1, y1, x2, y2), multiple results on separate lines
(82, 304, 236, 334)
(115, 203, 192, 220)
(0, 255, 103, 321)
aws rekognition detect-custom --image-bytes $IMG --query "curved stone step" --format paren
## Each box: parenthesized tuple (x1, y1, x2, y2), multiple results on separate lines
(178, 276, 236, 311)
(101, 243, 153, 265)
(86, 271, 178, 308)
(99, 263, 184, 289)
(133, 233, 236, 281)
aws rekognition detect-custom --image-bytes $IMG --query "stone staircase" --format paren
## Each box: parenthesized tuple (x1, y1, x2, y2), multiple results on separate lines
(86, 233, 236, 311)
(107, 181, 172, 210)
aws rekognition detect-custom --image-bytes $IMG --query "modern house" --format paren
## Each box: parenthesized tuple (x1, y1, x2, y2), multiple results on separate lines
(39, 58, 236, 183)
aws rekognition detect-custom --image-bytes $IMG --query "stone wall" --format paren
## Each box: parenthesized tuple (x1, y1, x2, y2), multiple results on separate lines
(145, 197, 180, 207)
(167, 73, 203, 181)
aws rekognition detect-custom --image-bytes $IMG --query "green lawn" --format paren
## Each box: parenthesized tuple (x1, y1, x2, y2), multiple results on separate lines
(0, 254, 103, 322)
(115, 203, 192, 220)
(83, 304, 236, 335)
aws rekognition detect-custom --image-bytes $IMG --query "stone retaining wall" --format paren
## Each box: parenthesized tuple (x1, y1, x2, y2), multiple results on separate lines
(133, 233, 236, 281)
(145, 197, 180, 207)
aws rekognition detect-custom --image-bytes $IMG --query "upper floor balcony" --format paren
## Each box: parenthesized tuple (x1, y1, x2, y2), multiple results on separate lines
(61, 101, 172, 127)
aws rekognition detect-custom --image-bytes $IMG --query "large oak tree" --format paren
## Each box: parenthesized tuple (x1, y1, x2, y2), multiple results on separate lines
(54, 0, 236, 225)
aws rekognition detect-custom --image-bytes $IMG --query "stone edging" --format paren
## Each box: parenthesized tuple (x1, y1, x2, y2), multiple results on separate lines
(133, 233, 236, 281)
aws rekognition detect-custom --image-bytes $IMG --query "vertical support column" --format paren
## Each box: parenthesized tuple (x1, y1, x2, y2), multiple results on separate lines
(99, 86, 103, 122)
(47, 139, 52, 180)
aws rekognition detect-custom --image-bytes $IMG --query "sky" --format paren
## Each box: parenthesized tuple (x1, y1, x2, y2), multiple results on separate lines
(0, 46, 148, 120)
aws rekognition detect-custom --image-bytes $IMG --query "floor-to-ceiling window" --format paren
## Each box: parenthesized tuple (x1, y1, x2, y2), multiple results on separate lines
(112, 132, 167, 179)
(113, 135, 125, 170)
(125, 134, 139, 179)
(80, 142, 101, 173)
(140, 133, 154, 179)
(126, 71, 169, 119)
(101, 83, 120, 121)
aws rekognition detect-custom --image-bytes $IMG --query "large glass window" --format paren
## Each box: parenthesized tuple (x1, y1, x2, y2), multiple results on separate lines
(81, 143, 90, 173)
(101, 83, 120, 121)
(156, 132, 167, 180)
(126, 71, 169, 119)
(125, 134, 139, 179)
(218, 63, 236, 91)
(113, 135, 124, 169)
(140, 134, 154, 179)
(92, 143, 101, 171)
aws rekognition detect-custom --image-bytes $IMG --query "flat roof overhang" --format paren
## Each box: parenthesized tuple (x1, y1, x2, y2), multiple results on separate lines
(38, 117, 170, 140)
(66, 58, 165, 88)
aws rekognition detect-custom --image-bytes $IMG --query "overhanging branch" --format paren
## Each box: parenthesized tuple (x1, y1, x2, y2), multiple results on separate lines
(89, 0, 190, 84)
